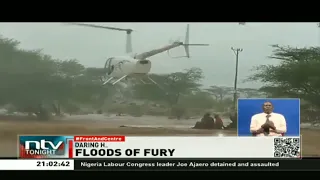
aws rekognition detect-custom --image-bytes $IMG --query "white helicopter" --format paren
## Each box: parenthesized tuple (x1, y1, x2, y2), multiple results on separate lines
(67, 23, 209, 86)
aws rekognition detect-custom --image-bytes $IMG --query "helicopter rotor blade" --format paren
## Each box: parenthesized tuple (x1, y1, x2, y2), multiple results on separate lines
(66, 23, 134, 32)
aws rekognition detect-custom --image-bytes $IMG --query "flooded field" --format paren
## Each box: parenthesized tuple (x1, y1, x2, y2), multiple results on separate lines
(62, 114, 232, 128)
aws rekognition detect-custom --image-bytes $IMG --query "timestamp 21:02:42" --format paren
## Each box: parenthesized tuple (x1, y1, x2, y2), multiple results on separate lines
(37, 161, 70, 167)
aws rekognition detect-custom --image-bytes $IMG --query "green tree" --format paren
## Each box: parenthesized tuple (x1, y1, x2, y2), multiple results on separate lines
(178, 91, 214, 109)
(249, 45, 320, 106)
(130, 68, 204, 119)
(0, 35, 108, 120)
(205, 86, 233, 101)
(132, 74, 168, 103)
(237, 88, 263, 98)
(0, 36, 59, 119)
(248, 45, 320, 121)
(132, 67, 204, 107)
(165, 67, 203, 106)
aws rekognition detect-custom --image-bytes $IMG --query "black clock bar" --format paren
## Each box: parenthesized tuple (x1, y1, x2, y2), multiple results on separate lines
(74, 158, 320, 171)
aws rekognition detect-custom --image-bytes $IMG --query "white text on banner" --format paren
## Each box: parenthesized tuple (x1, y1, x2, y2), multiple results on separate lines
(0, 159, 74, 170)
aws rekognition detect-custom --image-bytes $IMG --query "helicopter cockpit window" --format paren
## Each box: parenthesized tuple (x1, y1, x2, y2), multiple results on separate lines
(105, 58, 114, 75)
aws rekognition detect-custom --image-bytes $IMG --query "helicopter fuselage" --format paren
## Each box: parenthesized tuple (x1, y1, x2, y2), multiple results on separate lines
(104, 56, 151, 78)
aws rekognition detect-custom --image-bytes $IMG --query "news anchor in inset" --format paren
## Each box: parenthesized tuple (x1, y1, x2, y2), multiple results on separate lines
(250, 101, 287, 136)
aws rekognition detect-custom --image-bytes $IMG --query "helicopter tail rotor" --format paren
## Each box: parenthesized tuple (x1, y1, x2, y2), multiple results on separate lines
(167, 24, 209, 59)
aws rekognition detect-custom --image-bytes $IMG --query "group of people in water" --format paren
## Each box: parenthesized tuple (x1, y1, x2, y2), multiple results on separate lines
(193, 112, 237, 130)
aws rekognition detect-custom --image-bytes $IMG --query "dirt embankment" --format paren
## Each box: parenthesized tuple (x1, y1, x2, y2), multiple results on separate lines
(0, 119, 319, 157)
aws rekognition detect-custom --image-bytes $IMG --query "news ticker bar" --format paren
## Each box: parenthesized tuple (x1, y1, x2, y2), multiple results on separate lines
(74, 158, 320, 171)
(0, 159, 319, 171)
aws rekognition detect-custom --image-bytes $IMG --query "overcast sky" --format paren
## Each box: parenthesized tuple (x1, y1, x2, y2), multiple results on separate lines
(0, 23, 319, 88)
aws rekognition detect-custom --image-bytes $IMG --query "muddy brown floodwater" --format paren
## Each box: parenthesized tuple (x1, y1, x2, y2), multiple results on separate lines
(0, 115, 319, 157)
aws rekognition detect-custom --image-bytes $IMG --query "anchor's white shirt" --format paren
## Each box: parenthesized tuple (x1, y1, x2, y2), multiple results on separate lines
(250, 112, 287, 136)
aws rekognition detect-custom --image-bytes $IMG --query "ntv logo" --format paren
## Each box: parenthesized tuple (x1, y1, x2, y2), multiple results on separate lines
(20, 136, 65, 155)
(23, 139, 64, 156)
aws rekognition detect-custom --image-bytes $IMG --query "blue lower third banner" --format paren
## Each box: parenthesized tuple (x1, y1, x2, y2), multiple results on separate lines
(74, 158, 320, 171)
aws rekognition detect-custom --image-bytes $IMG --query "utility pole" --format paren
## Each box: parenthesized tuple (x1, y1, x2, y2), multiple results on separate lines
(317, 23, 320, 45)
(231, 47, 243, 110)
